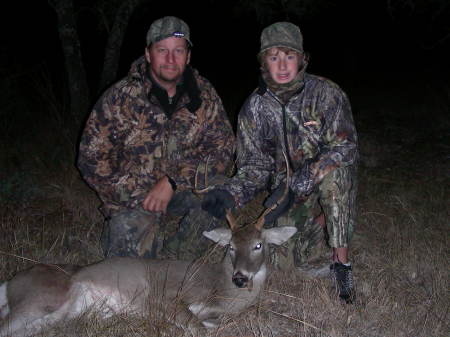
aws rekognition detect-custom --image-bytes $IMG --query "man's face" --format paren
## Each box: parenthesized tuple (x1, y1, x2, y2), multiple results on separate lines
(145, 36, 191, 86)
(264, 48, 302, 84)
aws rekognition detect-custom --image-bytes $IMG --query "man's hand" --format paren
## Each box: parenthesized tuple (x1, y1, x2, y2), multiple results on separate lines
(142, 176, 175, 213)
(201, 189, 235, 219)
(263, 182, 295, 224)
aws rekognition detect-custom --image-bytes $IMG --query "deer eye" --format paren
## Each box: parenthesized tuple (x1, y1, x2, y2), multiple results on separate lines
(254, 243, 262, 250)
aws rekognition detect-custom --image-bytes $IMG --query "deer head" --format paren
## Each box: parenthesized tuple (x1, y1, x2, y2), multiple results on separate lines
(203, 209, 296, 290)
(202, 151, 296, 290)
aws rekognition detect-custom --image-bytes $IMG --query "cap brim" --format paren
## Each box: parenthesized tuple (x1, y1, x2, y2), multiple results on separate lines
(148, 35, 193, 47)
(259, 43, 303, 54)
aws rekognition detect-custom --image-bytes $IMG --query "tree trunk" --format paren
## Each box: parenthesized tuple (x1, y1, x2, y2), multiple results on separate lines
(49, 0, 90, 126)
(98, 0, 144, 93)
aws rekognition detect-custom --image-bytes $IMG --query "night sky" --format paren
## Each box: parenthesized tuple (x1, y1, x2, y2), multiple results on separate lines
(1, 0, 449, 122)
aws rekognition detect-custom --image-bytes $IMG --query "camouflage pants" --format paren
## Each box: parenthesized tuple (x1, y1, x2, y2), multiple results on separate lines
(101, 190, 225, 260)
(271, 165, 358, 268)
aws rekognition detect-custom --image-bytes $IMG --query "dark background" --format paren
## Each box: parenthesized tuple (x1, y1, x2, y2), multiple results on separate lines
(0, 0, 449, 155)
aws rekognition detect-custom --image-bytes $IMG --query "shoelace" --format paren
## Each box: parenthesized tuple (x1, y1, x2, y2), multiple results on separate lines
(340, 268, 353, 291)
(333, 263, 353, 292)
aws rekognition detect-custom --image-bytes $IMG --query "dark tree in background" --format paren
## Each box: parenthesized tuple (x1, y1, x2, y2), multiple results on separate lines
(47, 0, 148, 125)
(47, 0, 337, 118)
(96, 0, 146, 93)
(49, 0, 90, 125)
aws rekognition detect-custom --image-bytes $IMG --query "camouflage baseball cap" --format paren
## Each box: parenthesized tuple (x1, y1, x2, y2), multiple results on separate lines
(260, 22, 303, 54)
(146, 16, 192, 46)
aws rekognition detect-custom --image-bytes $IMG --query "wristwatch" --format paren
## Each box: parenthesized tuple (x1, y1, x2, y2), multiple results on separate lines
(166, 175, 177, 191)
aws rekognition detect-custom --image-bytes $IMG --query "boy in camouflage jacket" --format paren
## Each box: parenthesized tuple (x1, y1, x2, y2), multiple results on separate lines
(78, 16, 235, 260)
(202, 22, 358, 303)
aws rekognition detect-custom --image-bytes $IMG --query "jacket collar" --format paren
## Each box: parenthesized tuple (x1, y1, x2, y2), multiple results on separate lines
(257, 75, 268, 96)
(256, 62, 308, 101)
(147, 65, 202, 115)
(182, 66, 202, 113)
(129, 56, 202, 114)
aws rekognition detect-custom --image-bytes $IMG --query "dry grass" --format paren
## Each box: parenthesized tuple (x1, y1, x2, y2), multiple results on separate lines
(0, 166, 104, 279)
(1, 153, 448, 337)
(1, 92, 449, 336)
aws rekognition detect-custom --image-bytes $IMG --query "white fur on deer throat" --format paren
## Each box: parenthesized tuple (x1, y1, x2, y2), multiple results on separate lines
(240, 263, 267, 292)
(0, 282, 9, 319)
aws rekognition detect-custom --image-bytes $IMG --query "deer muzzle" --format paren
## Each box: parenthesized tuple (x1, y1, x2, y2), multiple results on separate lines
(232, 271, 249, 288)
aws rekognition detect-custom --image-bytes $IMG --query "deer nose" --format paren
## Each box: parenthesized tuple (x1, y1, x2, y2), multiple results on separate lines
(232, 272, 248, 288)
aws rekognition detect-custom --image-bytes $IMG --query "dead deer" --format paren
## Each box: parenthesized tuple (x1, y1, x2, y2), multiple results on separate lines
(0, 153, 295, 336)
(0, 215, 296, 336)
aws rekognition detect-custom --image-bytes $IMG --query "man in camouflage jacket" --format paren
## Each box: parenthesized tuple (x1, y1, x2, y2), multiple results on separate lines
(202, 22, 358, 303)
(78, 16, 235, 259)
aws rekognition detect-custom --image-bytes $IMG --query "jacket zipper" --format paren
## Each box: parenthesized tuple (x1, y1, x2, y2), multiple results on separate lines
(281, 104, 294, 170)
(267, 91, 294, 171)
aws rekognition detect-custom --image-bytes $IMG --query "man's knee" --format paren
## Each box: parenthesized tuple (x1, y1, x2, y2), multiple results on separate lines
(162, 207, 224, 260)
(102, 209, 160, 258)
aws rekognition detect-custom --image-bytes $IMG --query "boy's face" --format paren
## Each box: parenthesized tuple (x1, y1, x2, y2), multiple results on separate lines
(264, 47, 302, 84)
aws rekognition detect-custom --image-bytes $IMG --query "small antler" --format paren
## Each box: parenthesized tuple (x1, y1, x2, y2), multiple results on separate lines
(225, 209, 238, 231)
(193, 155, 214, 194)
(255, 150, 290, 230)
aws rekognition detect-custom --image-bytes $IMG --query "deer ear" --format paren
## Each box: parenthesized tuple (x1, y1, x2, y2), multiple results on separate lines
(203, 228, 232, 246)
(263, 227, 297, 245)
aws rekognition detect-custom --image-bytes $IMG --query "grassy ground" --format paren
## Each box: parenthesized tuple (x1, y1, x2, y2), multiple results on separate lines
(0, 80, 448, 336)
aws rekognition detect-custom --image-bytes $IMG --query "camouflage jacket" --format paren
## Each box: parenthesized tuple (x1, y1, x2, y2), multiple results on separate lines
(224, 73, 358, 208)
(77, 56, 235, 216)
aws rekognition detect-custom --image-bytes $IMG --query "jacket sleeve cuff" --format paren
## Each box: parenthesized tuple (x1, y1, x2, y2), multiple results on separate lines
(166, 175, 177, 191)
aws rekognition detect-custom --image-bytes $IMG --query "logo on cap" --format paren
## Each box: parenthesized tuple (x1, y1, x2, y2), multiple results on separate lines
(173, 31, 185, 38)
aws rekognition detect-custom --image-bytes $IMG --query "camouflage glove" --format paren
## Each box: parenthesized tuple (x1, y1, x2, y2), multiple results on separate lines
(201, 189, 235, 219)
(167, 190, 201, 216)
(291, 160, 315, 197)
(263, 183, 295, 224)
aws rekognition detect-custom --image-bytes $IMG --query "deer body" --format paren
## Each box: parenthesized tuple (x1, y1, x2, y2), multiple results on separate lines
(0, 224, 297, 336)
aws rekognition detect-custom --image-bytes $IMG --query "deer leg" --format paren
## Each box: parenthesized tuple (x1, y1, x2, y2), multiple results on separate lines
(188, 301, 228, 329)
(0, 265, 77, 337)
(168, 302, 207, 335)
(0, 307, 69, 337)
